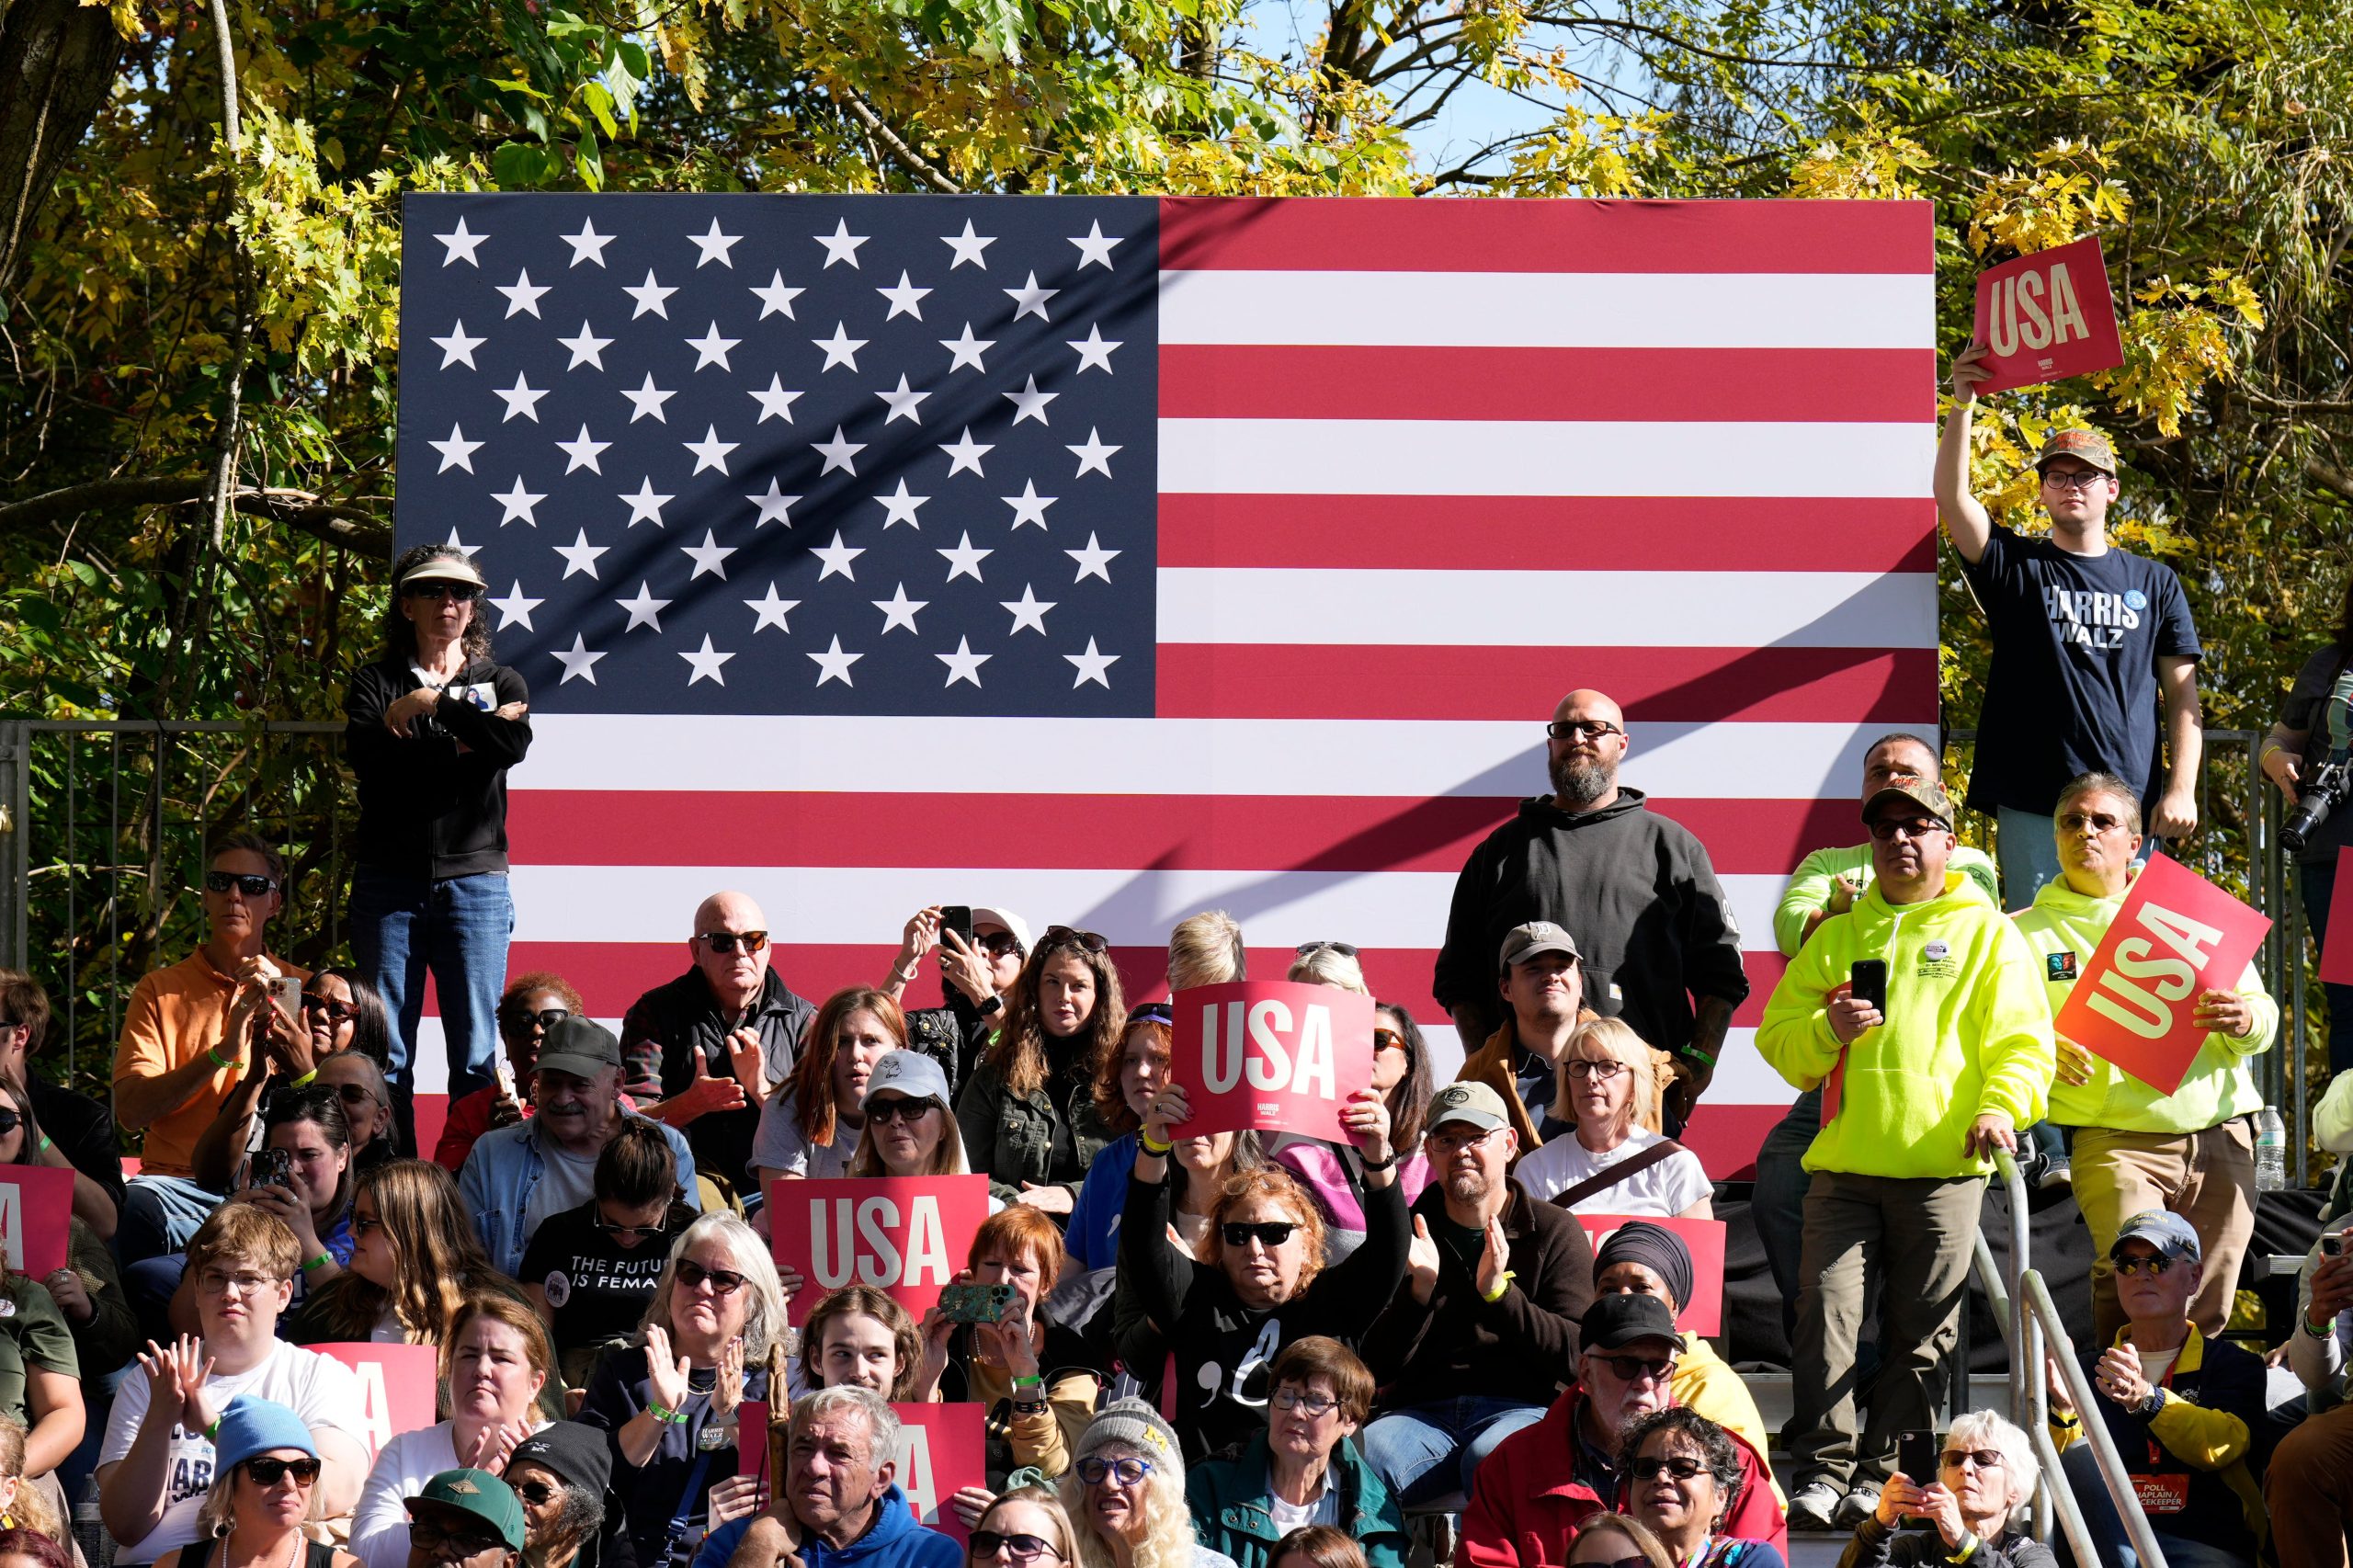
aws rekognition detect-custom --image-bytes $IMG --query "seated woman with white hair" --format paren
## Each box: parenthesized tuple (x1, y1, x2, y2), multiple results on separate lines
(1836, 1411, 2053, 1568)
(1059, 1401, 1238, 1568)
(1511, 1018, 1712, 1218)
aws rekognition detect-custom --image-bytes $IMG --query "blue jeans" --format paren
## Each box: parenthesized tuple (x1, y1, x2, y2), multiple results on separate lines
(1362, 1395, 1550, 1506)
(2058, 1443, 2253, 1568)
(2300, 858, 2353, 1078)
(1997, 808, 2156, 912)
(118, 1174, 225, 1267)
(351, 867, 513, 1112)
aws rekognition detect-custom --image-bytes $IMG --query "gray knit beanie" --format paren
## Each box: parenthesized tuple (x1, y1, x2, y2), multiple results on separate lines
(1075, 1398, 1182, 1473)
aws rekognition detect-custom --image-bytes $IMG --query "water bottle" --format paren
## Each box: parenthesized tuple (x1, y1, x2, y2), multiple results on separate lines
(2256, 1106, 2288, 1192)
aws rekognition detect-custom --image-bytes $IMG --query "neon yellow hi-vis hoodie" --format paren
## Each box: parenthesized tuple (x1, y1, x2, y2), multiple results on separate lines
(2014, 866, 2279, 1134)
(1757, 869, 2056, 1179)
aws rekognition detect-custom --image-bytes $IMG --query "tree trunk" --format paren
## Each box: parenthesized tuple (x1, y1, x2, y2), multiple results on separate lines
(0, 0, 126, 298)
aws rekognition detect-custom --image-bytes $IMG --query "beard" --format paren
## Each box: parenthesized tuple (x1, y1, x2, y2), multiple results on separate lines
(1551, 752, 1615, 807)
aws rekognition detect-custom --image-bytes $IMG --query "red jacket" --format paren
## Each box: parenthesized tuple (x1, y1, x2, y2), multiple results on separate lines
(1456, 1386, 1787, 1568)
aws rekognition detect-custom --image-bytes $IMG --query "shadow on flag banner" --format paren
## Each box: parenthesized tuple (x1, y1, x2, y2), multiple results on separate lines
(767, 1176, 992, 1322)
(313, 1343, 440, 1460)
(0, 1166, 74, 1277)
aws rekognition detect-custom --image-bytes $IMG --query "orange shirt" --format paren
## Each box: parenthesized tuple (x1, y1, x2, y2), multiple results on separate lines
(112, 949, 308, 1179)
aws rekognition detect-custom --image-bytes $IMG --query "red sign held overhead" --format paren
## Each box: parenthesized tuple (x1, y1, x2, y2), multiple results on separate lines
(0, 1166, 74, 1278)
(1969, 235, 2124, 394)
(2051, 857, 2271, 1095)
(1576, 1215, 1727, 1337)
(1168, 982, 1373, 1143)
(767, 1176, 993, 1322)
(311, 1343, 440, 1460)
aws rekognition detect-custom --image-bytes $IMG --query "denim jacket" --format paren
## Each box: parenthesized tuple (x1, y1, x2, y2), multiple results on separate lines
(460, 1113, 700, 1276)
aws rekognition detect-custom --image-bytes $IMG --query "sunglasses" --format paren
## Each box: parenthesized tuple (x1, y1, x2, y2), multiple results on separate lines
(506, 1007, 572, 1032)
(1040, 926, 1108, 955)
(1546, 719, 1623, 742)
(1221, 1221, 1297, 1249)
(676, 1258, 747, 1295)
(975, 931, 1024, 959)
(332, 1082, 377, 1108)
(2059, 811, 2130, 835)
(203, 870, 278, 897)
(511, 1480, 559, 1506)
(1867, 816, 1946, 842)
(698, 929, 769, 955)
(0, 1109, 20, 1136)
(1582, 1557, 1652, 1568)
(1631, 1455, 1709, 1482)
(409, 1518, 503, 1558)
(1294, 940, 1358, 958)
(1941, 1449, 2004, 1471)
(1074, 1456, 1153, 1487)
(353, 1211, 383, 1235)
(301, 993, 358, 1022)
(244, 1457, 322, 1486)
(1597, 1355, 1677, 1382)
(968, 1533, 1059, 1564)
(402, 581, 482, 602)
(1372, 1028, 1406, 1055)
(865, 1096, 938, 1126)
(594, 1205, 676, 1240)
(2113, 1253, 2176, 1278)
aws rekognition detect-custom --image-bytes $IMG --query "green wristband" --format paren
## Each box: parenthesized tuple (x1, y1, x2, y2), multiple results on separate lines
(1681, 1045, 1717, 1069)
(208, 1048, 240, 1071)
(648, 1399, 687, 1425)
(290, 1069, 318, 1088)
(301, 1253, 334, 1274)
(205, 1417, 222, 1442)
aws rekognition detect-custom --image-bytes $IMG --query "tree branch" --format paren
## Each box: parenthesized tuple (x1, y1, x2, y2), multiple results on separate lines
(834, 86, 961, 194)
(2307, 457, 2353, 505)
(0, 476, 392, 553)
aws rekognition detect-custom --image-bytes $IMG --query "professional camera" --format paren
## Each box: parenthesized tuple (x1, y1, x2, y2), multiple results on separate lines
(2283, 759, 2353, 852)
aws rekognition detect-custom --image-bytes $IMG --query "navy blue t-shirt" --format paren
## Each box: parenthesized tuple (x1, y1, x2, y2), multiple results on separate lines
(1961, 526, 2200, 816)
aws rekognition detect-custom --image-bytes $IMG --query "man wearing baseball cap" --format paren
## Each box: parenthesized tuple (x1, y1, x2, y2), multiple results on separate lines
(1358, 1081, 1594, 1506)
(2048, 1211, 2266, 1568)
(1459, 1294, 1783, 1567)
(1757, 776, 2054, 1529)
(1938, 345, 2203, 907)
(460, 1016, 699, 1276)
(1455, 924, 1602, 1153)
(404, 1469, 526, 1568)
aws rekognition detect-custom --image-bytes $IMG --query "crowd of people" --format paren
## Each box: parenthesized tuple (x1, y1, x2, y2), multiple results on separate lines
(12, 348, 2353, 1568)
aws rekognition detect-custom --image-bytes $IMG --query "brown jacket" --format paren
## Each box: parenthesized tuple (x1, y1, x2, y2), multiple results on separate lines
(1456, 1013, 1667, 1158)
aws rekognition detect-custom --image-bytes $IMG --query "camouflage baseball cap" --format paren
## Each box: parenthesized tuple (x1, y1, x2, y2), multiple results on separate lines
(2035, 428, 2118, 476)
(1862, 778, 1955, 830)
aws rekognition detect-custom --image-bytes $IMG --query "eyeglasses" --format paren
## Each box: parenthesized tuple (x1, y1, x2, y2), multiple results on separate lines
(197, 1269, 278, 1296)
(2059, 811, 2130, 835)
(594, 1204, 676, 1240)
(697, 929, 769, 955)
(1294, 941, 1358, 958)
(301, 993, 358, 1023)
(1427, 1125, 1503, 1154)
(332, 1082, 378, 1108)
(975, 931, 1024, 959)
(244, 1457, 322, 1486)
(1631, 1455, 1710, 1482)
(401, 581, 483, 602)
(865, 1096, 938, 1126)
(1597, 1355, 1677, 1382)
(409, 1517, 504, 1559)
(2113, 1253, 2175, 1278)
(1867, 816, 1945, 842)
(1564, 1059, 1628, 1081)
(1546, 720, 1623, 742)
(506, 1007, 571, 1032)
(1372, 1028, 1406, 1055)
(1040, 926, 1108, 955)
(1271, 1388, 1339, 1417)
(968, 1531, 1059, 1563)
(203, 870, 278, 897)
(1075, 1456, 1153, 1487)
(353, 1211, 383, 1235)
(0, 1109, 21, 1136)
(676, 1258, 747, 1295)
(1221, 1221, 1297, 1249)
(510, 1480, 559, 1506)
(1941, 1449, 2004, 1471)
(2041, 470, 2109, 492)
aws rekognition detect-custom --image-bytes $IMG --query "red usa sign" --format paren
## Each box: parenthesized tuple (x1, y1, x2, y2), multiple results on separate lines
(767, 1176, 992, 1322)
(1169, 982, 1373, 1143)
(311, 1343, 439, 1460)
(738, 1400, 985, 1542)
(1577, 1215, 1727, 1337)
(1969, 235, 2123, 394)
(0, 1166, 74, 1278)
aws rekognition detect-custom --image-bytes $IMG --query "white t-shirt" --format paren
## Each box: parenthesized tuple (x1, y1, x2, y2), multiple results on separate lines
(750, 1088, 857, 1181)
(1266, 1485, 1338, 1534)
(100, 1339, 368, 1564)
(1512, 1125, 1712, 1216)
(350, 1420, 548, 1568)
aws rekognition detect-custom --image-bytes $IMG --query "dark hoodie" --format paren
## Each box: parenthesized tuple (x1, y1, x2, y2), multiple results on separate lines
(1431, 788, 1749, 1055)
(343, 653, 532, 880)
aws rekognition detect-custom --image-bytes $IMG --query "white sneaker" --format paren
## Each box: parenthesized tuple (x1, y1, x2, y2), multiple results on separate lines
(1835, 1484, 1881, 1528)
(1785, 1481, 1844, 1530)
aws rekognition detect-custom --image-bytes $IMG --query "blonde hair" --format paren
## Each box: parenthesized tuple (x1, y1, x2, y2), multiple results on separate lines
(1565, 1017, 1662, 1137)
(305, 1160, 501, 1343)
(640, 1212, 789, 1363)
(1167, 911, 1245, 991)
(848, 1099, 969, 1177)
(978, 1489, 1080, 1567)
(1060, 1438, 1194, 1568)
(1567, 1513, 1673, 1568)
(1286, 946, 1367, 994)
(0, 1419, 62, 1543)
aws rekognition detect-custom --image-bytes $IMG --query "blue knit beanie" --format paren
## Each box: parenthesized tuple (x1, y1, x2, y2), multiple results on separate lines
(211, 1396, 317, 1473)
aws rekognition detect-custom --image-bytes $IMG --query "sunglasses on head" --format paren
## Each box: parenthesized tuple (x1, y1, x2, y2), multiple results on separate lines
(301, 993, 358, 1023)
(1040, 926, 1108, 955)
(244, 1456, 322, 1486)
(1129, 1003, 1173, 1028)
(676, 1258, 747, 1295)
(975, 930, 1024, 958)
(1294, 940, 1358, 958)
(865, 1096, 937, 1126)
(1221, 1221, 1296, 1249)
(203, 870, 278, 897)
(699, 929, 769, 955)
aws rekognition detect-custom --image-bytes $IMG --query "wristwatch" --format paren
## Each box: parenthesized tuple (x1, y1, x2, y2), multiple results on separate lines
(977, 994, 1004, 1019)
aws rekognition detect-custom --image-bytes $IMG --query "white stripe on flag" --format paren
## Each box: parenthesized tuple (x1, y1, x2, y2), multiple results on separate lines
(1155, 568, 1937, 649)
(513, 715, 1904, 800)
(1157, 418, 1936, 497)
(1156, 270, 1937, 349)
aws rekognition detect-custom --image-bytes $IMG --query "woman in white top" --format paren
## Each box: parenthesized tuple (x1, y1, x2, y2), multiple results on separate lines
(347, 1292, 551, 1568)
(1512, 1019, 1712, 1218)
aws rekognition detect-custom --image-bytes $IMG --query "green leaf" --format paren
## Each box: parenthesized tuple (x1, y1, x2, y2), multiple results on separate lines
(493, 141, 551, 187)
(583, 80, 620, 141)
(575, 130, 604, 191)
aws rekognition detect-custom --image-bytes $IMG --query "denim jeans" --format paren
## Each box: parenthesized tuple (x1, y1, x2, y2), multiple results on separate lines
(1361, 1395, 1551, 1506)
(2300, 857, 2353, 1077)
(2058, 1444, 2253, 1568)
(118, 1174, 225, 1267)
(351, 867, 513, 1116)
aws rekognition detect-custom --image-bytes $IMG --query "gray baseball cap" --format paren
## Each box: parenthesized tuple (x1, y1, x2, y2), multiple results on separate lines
(1499, 921, 1582, 970)
(534, 1017, 623, 1081)
(861, 1048, 950, 1109)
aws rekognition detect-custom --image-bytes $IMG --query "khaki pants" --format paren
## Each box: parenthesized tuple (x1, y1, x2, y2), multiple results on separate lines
(1788, 1169, 1984, 1490)
(2073, 1117, 2256, 1343)
(2268, 1398, 2353, 1568)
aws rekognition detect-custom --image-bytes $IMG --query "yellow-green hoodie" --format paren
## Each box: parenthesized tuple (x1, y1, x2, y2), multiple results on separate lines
(2013, 866, 2277, 1133)
(1757, 869, 2054, 1178)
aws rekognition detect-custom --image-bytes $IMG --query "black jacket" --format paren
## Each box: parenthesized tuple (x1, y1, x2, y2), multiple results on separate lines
(620, 968, 814, 1198)
(1432, 789, 1749, 1052)
(343, 653, 532, 880)
(1358, 1177, 1594, 1410)
(1838, 1521, 2056, 1568)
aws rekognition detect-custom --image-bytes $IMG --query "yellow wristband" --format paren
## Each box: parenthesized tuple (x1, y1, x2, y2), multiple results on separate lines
(290, 1070, 318, 1088)
(1481, 1270, 1516, 1303)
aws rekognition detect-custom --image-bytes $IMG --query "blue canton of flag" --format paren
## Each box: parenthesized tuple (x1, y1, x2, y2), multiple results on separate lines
(396, 193, 1160, 716)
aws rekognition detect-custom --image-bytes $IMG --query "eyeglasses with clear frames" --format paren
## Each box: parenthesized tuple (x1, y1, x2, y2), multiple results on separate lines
(1427, 1124, 1503, 1154)
(1270, 1387, 1339, 1417)
(197, 1269, 277, 1296)
(2042, 470, 2109, 492)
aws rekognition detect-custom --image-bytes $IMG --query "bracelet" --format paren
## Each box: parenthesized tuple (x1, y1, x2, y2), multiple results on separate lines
(1481, 1269, 1516, 1304)
(1947, 1531, 1981, 1564)
(204, 1417, 222, 1442)
(648, 1399, 688, 1425)
(1681, 1045, 1717, 1069)
(289, 1070, 318, 1088)
(1139, 1131, 1173, 1156)
(2306, 1314, 2336, 1339)
(35, 1134, 51, 1153)
(207, 1048, 240, 1071)
(1358, 1151, 1398, 1172)
(300, 1253, 334, 1274)
(1011, 1374, 1044, 1389)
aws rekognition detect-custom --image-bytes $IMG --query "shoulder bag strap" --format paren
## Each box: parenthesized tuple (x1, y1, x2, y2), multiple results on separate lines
(1548, 1139, 1688, 1210)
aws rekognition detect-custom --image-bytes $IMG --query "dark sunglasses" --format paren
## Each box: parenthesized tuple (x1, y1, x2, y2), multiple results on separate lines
(244, 1456, 322, 1486)
(1294, 940, 1358, 958)
(968, 1532, 1058, 1563)
(401, 581, 482, 603)
(698, 929, 769, 955)
(865, 1096, 938, 1126)
(1584, 1557, 1650, 1568)
(975, 931, 1024, 958)
(1221, 1221, 1296, 1249)
(352, 1211, 383, 1235)
(1942, 1449, 2004, 1471)
(1867, 815, 1946, 842)
(676, 1258, 747, 1295)
(301, 993, 358, 1022)
(332, 1082, 377, 1108)
(1631, 1455, 1709, 1482)
(204, 870, 278, 897)
(510, 1479, 559, 1506)
(2113, 1253, 2176, 1278)
(1040, 926, 1108, 955)
(1373, 1028, 1406, 1055)
(1546, 719, 1622, 742)
(1598, 1355, 1677, 1382)
(0, 1108, 21, 1136)
(506, 1006, 571, 1032)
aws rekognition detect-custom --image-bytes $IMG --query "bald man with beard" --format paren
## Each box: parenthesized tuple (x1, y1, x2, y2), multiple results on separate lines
(1434, 690, 1748, 1130)
(618, 889, 814, 1200)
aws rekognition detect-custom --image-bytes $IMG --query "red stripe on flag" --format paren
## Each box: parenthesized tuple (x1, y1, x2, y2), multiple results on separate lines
(1155, 645, 1937, 723)
(1159, 196, 1935, 275)
(1156, 495, 1938, 574)
(507, 793, 1859, 876)
(1159, 345, 1935, 424)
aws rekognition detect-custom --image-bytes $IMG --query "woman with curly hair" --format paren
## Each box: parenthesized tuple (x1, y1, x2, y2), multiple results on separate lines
(751, 987, 906, 1190)
(955, 928, 1126, 1213)
(287, 1159, 513, 1348)
(1059, 1403, 1235, 1568)
(343, 541, 532, 1162)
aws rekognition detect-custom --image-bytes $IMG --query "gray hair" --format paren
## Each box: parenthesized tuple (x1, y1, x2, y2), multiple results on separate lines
(793, 1383, 900, 1469)
(639, 1211, 790, 1363)
(1947, 1409, 2039, 1513)
(2055, 771, 2143, 837)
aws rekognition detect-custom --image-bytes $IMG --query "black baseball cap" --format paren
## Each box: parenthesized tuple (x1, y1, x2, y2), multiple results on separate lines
(535, 1017, 623, 1080)
(1581, 1291, 1682, 1351)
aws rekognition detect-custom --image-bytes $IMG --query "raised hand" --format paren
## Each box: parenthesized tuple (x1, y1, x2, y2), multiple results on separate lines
(677, 1051, 749, 1122)
(645, 1324, 693, 1415)
(1405, 1216, 1442, 1304)
(726, 1028, 768, 1103)
(712, 1335, 746, 1415)
(1949, 341, 1992, 405)
(459, 1415, 534, 1474)
(1473, 1216, 1511, 1301)
(1336, 1088, 1393, 1162)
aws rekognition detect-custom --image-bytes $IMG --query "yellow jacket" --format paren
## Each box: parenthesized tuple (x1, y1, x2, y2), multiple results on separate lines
(1674, 1333, 1785, 1506)
(2013, 867, 2278, 1133)
(1756, 869, 2054, 1178)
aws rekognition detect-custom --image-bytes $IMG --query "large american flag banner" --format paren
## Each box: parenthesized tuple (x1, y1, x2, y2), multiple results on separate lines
(395, 194, 1938, 1174)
